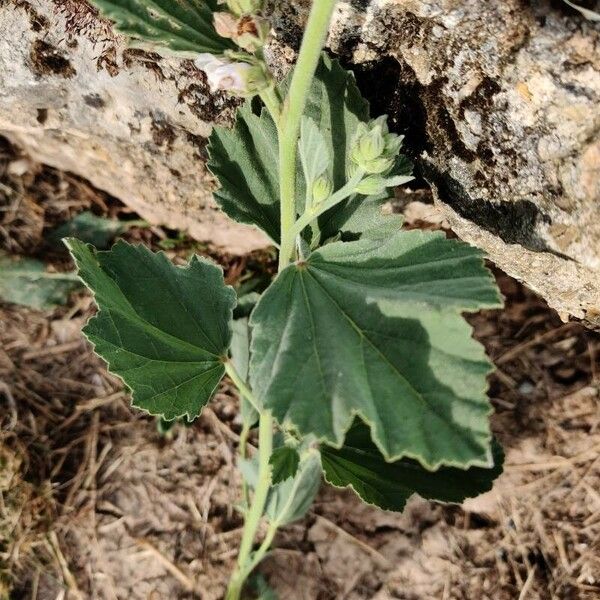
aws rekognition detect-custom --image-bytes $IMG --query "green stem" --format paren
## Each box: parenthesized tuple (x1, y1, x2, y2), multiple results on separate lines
(288, 168, 364, 244)
(278, 0, 338, 270)
(226, 410, 273, 600)
(239, 450, 318, 579)
(238, 420, 251, 509)
(259, 86, 282, 128)
(225, 4, 339, 597)
(224, 361, 261, 414)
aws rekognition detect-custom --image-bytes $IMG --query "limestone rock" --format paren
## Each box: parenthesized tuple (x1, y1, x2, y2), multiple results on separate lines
(1, 0, 599, 327)
(0, 0, 267, 253)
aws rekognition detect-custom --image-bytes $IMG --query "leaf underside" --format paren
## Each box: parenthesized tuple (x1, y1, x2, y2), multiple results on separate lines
(47, 211, 129, 249)
(67, 239, 235, 420)
(240, 445, 321, 526)
(90, 0, 234, 54)
(250, 226, 503, 469)
(321, 419, 504, 512)
(0, 253, 79, 310)
(207, 55, 407, 244)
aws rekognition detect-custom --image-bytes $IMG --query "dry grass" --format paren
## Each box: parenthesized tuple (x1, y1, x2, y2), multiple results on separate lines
(0, 141, 599, 599)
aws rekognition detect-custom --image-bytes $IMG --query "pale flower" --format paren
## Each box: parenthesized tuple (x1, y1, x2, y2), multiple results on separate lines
(195, 53, 252, 95)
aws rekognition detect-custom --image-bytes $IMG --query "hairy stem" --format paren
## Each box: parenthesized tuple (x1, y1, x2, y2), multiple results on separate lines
(278, 0, 338, 270)
(240, 449, 318, 578)
(226, 410, 273, 600)
(226, 4, 338, 596)
(259, 86, 283, 128)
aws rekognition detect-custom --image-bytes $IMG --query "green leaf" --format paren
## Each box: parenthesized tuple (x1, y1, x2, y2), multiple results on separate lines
(240, 443, 321, 526)
(208, 55, 405, 243)
(0, 253, 80, 310)
(250, 229, 502, 469)
(266, 451, 321, 525)
(321, 419, 504, 512)
(47, 211, 141, 249)
(208, 102, 281, 243)
(89, 0, 234, 55)
(269, 446, 300, 484)
(299, 116, 329, 189)
(230, 316, 258, 426)
(67, 239, 235, 420)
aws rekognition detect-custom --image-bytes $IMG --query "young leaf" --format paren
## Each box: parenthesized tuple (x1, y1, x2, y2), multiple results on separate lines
(47, 211, 141, 249)
(240, 444, 321, 525)
(89, 0, 234, 55)
(265, 452, 321, 526)
(299, 117, 329, 191)
(0, 254, 80, 310)
(321, 419, 504, 512)
(250, 229, 503, 469)
(269, 446, 300, 484)
(67, 239, 236, 420)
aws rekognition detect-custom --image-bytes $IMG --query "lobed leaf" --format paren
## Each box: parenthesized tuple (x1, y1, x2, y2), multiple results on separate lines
(67, 239, 235, 420)
(249, 228, 503, 469)
(321, 418, 504, 512)
(208, 102, 281, 243)
(89, 0, 234, 55)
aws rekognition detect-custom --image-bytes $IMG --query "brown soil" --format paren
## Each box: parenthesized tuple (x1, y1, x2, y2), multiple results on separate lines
(1, 140, 599, 600)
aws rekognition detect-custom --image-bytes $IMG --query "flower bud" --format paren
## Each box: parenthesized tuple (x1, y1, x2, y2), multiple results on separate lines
(312, 174, 332, 205)
(222, 0, 262, 16)
(358, 126, 385, 161)
(350, 120, 385, 164)
(235, 15, 270, 52)
(362, 155, 395, 175)
(385, 133, 404, 156)
(213, 12, 238, 39)
(355, 175, 386, 196)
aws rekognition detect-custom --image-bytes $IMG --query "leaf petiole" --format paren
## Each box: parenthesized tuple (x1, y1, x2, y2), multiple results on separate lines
(224, 359, 261, 414)
(258, 86, 283, 128)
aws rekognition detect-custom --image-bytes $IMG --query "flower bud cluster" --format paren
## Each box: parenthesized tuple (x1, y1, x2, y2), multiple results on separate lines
(350, 116, 403, 174)
(348, 116, 405, 195)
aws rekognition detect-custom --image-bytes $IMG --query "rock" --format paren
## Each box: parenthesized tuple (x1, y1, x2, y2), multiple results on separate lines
(0, 0, 267, 253)
(1, 0, 599, 327)
(272, 0, 600, 328)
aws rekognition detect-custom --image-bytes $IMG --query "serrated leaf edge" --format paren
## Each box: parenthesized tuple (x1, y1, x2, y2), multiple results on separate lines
(65, 238, 236, 422)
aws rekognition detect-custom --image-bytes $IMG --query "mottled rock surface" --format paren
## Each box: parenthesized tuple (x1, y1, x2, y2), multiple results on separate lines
(0, 0, 264, 252)
(1, 0, 599, 326)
